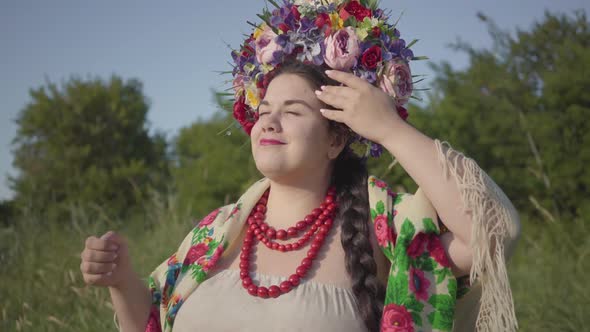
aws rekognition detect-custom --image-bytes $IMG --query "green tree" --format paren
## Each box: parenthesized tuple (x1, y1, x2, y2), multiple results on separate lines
(10, 75, 169, 221)
(389, 10, 590, 222)
(172, 93, 260, 217)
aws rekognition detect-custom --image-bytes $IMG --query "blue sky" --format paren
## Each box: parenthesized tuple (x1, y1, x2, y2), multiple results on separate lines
(1, 0, 588, 200)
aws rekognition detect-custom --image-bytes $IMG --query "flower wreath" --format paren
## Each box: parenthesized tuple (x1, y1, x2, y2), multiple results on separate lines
(230, 0, 425, 157)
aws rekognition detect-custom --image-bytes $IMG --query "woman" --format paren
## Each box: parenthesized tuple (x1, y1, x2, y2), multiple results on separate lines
(80, 1, 520, 331)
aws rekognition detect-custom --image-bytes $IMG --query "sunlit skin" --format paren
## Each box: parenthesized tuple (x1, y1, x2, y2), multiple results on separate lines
(249, 73, 348, 232)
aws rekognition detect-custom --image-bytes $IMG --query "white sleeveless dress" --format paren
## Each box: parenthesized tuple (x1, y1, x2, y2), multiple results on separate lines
(173, 269, 369, 332)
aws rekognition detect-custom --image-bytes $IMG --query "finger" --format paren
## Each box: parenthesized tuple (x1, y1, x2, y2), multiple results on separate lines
(325, 70, 369, 90)
(85, 236, 119, 252)
(319, 108, 346, 123)
(81, 248, 118, 263)
(102, 231, 127, 247)
(80, 261, 117, 275)
(320, 85, 354, 100)
(83, 273, 113, 286)
(315, 89, 347, 110)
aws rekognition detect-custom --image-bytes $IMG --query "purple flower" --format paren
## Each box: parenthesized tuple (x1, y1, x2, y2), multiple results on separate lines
(298, 17, 315, 33)
(401, 48, 414, 61)
(276, 34, 296, 54)
(389, 38, 406, 56)
(354, 68, 377, 84)
(370, 143, 384, 158)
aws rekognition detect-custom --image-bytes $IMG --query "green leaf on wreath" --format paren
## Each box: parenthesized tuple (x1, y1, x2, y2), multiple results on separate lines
(370, 208, 377, 220)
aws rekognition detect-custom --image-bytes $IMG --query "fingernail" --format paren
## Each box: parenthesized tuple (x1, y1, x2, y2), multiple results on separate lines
(112, 263, 117, 270)
(325, 70, 332, 75)
(314, 90, 322, 95)
(106, 271, 113, 276)
(113, 253, 118, 260)
(320, 85, 327, 90)
(319, 109, 326, 113)
(109, 244, 119, 250)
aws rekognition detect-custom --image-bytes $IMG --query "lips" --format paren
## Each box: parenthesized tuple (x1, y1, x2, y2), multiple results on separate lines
(260, 138, 286, 146)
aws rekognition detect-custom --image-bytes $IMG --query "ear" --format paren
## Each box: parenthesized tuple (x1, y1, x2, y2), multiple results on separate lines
(327, 128, 348, 160)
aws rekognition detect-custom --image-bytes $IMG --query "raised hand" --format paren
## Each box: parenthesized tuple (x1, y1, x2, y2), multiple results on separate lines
(315, 69, 403, 145)
(80, 231, 133, 288)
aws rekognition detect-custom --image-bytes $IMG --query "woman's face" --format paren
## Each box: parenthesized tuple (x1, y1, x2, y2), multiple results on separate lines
(250, 73, 343, 180)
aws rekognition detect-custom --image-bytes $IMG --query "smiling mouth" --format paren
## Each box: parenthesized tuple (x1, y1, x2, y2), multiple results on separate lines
(260, 139, 286, 146)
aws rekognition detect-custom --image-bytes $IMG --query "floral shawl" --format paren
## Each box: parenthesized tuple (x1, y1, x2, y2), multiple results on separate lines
(127, 140, 519, 332)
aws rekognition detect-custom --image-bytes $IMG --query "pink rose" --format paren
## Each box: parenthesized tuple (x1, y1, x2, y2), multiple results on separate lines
(406, 232, 428, 258)
(381, 303, 415, 332)
(199, 245, 225, 272)
(232, 75, 244, 97)
(409, 267, 431, 301)
(255, 25, 283, 65)
(379, 60, 413, 106)
(184, 243, 209, 265)
(197, 208, 221, 228)
(374, 215, 392, 247)
(374, 179, 387, 189)
(323, 27, 360, 71)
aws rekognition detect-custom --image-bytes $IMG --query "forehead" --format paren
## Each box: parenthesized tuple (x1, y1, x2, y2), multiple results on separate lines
(264, 74, 316, 100)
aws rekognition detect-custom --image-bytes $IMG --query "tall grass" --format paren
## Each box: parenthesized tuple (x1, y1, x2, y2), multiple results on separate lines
(0, 193, 587, 331)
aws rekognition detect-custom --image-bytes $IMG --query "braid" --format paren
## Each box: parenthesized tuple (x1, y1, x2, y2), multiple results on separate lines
(333, 151, 386, 332)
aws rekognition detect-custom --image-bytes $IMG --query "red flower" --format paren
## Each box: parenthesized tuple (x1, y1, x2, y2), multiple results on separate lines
(396, 106, 409, 120)
(167, 253, 178, 266)
(374, 179, 387, 189)
(233, 96, 247, 123)
(372, 26, 381, 37)
(184, 243, 209, 265)
(427, 234, 451, 268)
(361, 45, 382, 69)
(197, 208, 221, 228)
(409, 267, 431, 301)
(381, 304, 415, 332)
(342, 1, 372, 22)
(315, 12, 330, 28)
(243, 121, 255, 136)
(199, 245, 225, 272)
(374, 215, 392, 247)
(278, 23, 290, 33)
(145, 306, 161, 332)
(406, 232, 428, 258)
(291, 6, 301, 21)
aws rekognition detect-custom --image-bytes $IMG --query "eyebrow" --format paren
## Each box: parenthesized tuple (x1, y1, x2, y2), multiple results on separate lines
(258, 99, 314, 111)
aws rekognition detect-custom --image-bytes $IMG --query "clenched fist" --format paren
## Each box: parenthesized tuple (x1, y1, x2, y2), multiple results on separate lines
(80, 231, 133, 288)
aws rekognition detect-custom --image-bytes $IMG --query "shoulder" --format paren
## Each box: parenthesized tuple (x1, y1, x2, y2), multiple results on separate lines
(192, 204, 236, 228)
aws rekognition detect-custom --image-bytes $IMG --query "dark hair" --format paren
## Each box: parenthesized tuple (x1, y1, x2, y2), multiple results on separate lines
(271, 61, 386, 332)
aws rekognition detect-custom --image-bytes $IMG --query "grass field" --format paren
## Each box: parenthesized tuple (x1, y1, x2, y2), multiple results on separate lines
(1, 193, 587, 331)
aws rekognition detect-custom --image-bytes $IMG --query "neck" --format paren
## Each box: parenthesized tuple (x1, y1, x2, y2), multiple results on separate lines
(264, 168, 333, 230)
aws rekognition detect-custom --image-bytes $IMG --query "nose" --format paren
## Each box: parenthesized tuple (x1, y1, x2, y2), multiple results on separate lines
(260, 111, 282, 133)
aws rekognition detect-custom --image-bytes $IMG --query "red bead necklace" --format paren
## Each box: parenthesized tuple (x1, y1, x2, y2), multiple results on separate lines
(239, 186, 338, 298)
